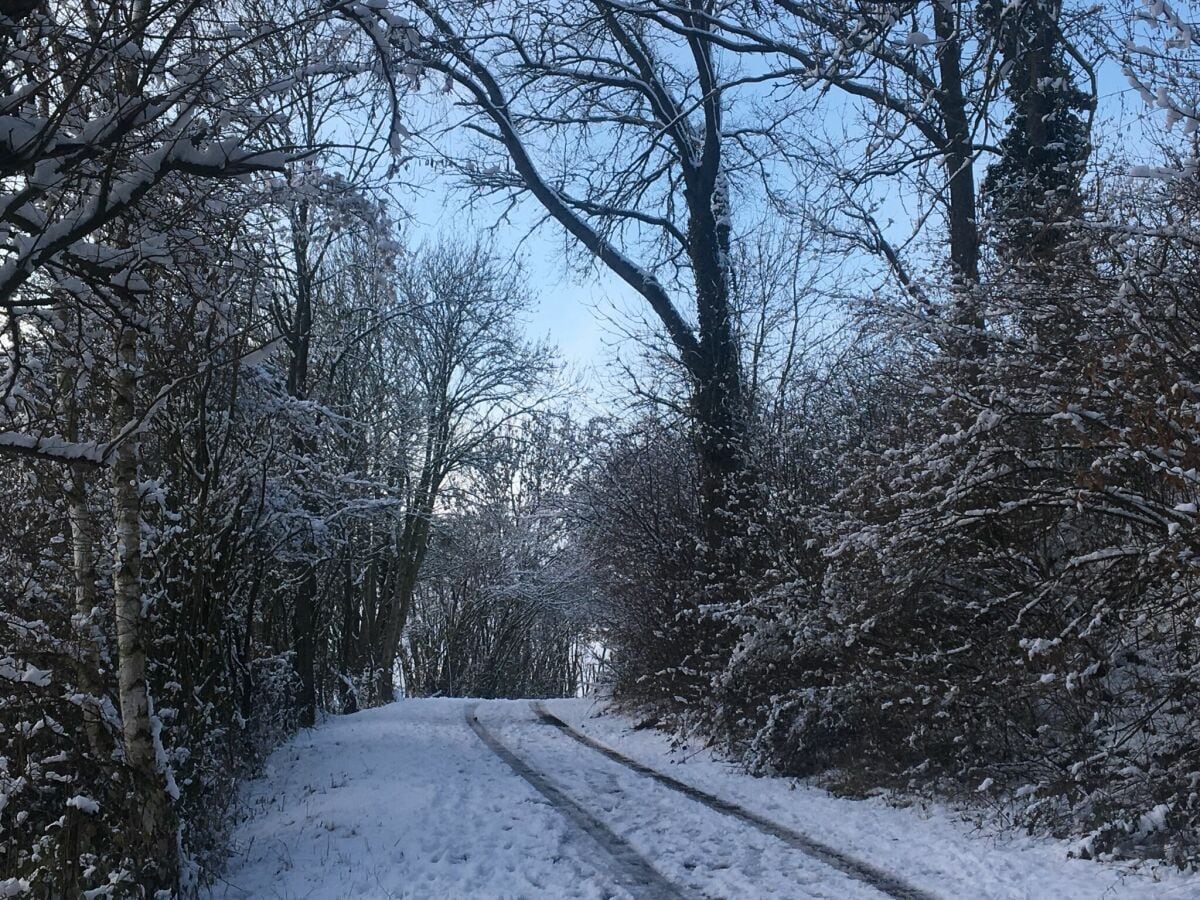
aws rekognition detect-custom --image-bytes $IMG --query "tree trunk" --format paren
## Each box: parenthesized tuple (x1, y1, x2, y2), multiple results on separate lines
(377, 519, 425, 702)
(933, 4, 984, 355)
(686, 172, 745, 547)
(66, 467, 109, 758)
(58, 309, 109, 759)
(287, 201, 319, 726)
(111, 321, 178, 889)
(294, 569, 319, 726)
(338, 553, 360, 712)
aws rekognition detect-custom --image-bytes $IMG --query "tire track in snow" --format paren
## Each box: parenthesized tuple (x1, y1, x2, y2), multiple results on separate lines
(465, 704, 685, 900)
(531, 702, 936, 900)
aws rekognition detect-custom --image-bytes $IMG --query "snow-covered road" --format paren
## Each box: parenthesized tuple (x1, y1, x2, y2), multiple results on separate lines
(209, 699, 1196, 899)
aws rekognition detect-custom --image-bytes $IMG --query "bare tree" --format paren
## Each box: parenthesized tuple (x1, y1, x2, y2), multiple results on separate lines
(0, 1, 408, 889)
(660, 1, 1091, 345)
(368, 238, 556, 700)
(396, 0, 774, 541)
(403, 414, 591, 699)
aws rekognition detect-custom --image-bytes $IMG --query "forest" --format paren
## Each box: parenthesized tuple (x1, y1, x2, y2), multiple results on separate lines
(2, 0, 1200, 895)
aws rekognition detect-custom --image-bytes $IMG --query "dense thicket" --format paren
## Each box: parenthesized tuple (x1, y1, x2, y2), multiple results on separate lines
(553, 0, 1200, 870)
(0, 4, 565, 894)
(403, 415, 592, 699)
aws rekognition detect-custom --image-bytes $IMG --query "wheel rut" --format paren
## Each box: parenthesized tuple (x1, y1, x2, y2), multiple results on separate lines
(465, 703, 684, 900)
(531, 701, 937, 900)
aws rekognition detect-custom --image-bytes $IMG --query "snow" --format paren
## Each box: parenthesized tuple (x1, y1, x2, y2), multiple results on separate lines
(19, 666, 51, 687)
(0, 660, 52, 687)
(544, 699, 1200, 899)
(209, 698, 1200, 899)
(210, 699, 623, 899)
(66, 795, 100, 815)
(0, 115, 45, 155)
(0, 431, 105, 464)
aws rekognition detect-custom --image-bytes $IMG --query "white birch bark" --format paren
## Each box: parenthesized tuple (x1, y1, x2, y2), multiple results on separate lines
(111, 320, 176, 883)
(58, 309, 109, 758)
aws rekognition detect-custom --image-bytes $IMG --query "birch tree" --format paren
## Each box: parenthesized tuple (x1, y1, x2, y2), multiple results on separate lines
(1, 0, 410, 891)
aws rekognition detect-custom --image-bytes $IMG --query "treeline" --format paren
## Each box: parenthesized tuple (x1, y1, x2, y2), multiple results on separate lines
(0, 2, 576, 895)
(551, 2, 1200, 870)
(581, 206, 1200, 865)
(382, 0, 1200, 871)
(403, 416, 595, 700)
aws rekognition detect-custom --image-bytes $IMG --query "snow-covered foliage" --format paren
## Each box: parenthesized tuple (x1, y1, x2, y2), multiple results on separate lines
(7, 0, 1200, 890)
(585, 206, 1200, 864)
(403, 414, 592, 699)
(572, 417, 713, 708)
(0, 1, 528, 894)
(714, 204, 1200, 864)
(564, 0, 1200, 872)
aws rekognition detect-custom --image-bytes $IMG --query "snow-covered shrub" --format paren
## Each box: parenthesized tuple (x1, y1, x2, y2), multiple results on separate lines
(572, 418, 717, 713)
(707, 347, 911, 765)
(0, 464, 125, 894)
(723, 203, 1200, 864)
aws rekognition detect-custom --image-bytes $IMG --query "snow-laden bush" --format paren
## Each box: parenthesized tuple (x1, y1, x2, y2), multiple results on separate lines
(572, 419, 716, 714)
(717, 204, 1200, 865)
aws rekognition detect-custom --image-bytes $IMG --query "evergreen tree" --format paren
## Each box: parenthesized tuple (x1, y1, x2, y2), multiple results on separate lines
(980, 0, 1091, 261)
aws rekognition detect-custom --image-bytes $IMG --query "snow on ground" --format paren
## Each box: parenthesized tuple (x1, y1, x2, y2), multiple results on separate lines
(478, 703, 886, 899)
(544, 698, 1199, 900)
(210, 697, 1198, 899)
(208, 699, 619, 899)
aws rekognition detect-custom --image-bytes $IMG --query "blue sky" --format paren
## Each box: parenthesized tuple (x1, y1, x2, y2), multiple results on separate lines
(393, 18, 1167, 408)
(400, 184, 641, 404)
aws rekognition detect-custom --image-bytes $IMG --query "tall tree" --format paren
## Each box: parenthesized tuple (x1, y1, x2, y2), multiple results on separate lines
(682, 0, 1084, 344)
(980, 0, 1091, 262)
(371, 238, 554, 700)
(0, 0, 409, 890)
(399, 0, 752, 541)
